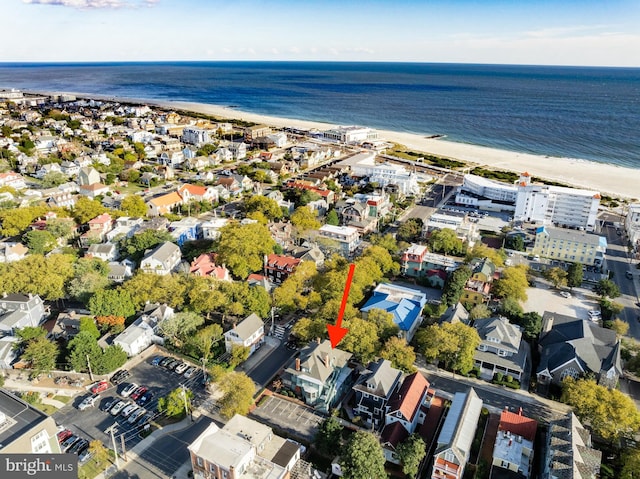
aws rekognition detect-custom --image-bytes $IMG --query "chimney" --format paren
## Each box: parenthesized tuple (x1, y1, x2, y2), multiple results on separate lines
(323, 353, 329, 368)
(295, 358, 301, 371)
(233, 322, 237, 330)
(316, 337, 321, 345)
(518, 407, 523, 416)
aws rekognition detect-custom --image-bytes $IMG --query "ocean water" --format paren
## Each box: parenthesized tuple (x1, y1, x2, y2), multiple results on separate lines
(0, 61, 639, 167)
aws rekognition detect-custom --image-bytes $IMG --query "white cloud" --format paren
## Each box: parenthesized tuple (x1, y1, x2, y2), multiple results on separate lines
(22, 0, 158, 8)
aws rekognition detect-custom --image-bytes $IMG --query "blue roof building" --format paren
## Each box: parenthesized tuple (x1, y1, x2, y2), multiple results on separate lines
(361, 283, 427, 342)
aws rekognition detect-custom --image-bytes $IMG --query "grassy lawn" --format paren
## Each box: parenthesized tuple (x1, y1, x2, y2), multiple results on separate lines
(53, 395, 71, 404)
(79, 451, 116, 479)
(37, 403, 58, 415)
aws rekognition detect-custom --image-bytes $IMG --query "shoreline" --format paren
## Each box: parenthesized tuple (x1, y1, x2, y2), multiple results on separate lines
(33, 90, 640, 199)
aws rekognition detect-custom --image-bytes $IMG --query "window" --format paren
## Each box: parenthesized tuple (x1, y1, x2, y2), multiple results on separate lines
(197, 457, 203, 467)
(31, 430, 49, 453)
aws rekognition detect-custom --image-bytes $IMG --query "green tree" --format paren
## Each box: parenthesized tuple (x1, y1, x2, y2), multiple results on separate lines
(0, 205, 47, 236)
(0, 254, 75, 300)
(159, 311, 204, 348)
(290, 206, 321, 233)
(396, 218, 423, 243)
(415, 322, 480, 375)
(518, 311, 542, 340)
(621, 448, 640, 479)
(365, 308, 400, 342)
(340, 431, 388, 479)
(599, 297, 624, 321)
(88, 289, 136, 319)
(610, 318, 629, 337)
(23, 230, 57, 254)
(229, 345, 250, 368)
(73, 197, 107, 224)
(593, 279, 620, 298)
(492, 265, 529, 302)
(22, 337, 58, 376)
(380, 337, 416, 373)
(469, 304, 491, 320)
(429, 228, 465, 256)
(244, 195, 283, 221)
(466, 243, 505, 267)
(88, 440, 110, 465)
(67, 258, 111, 302)
(158, 387, 193, 418)
(441, 266, 472, 306)
(397, 433, 426, 479)
(121, 271, 189, 310)
(369, 233, 399, 254)
(41, 171, 69, 188)
(190, 324, 223, 363)
(315, 414, 343, 456)
(67, 331, 102, 373)
(562, 377, 640, 442)
(544, 267, 568, 289)
(273, 261, 320, 313)
(119, 229, 174, 262)
(566, 263, 584, 289)
(340, 317, 380, 362)
(500, 297, 524, 319)
(186, 276, 227, 317)
(120, 194, 147, 217)
(95, 345, 127, 374)
(80, 317, 100, 340)
(505, 234, 525, 251)
(45, 218, 73, 239)
(325, 210, 339, 226)
(218, 371, 255, 419)
(291, 317, 327, 343)
(14, 326, 47, 350)
(217, 223, 276, 279)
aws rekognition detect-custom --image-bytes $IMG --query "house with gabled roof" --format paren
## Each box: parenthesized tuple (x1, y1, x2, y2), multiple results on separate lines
(361, 283, 427, 342)
(224, 313, 264, 356)
(440, 302, 470, 325)
(352, 358, 402, 431)
(264, 254, 301, 284)
(381, 371, 431, 463)
(473, 316, 528, 382)
(461, 257, 497, 306)
(177, 183, 218, 204)
(0, 293, 46, 335)
(536, 311, 621, 391)
(431, 388, 483, 479)
(542, 412, 601, 479)
(492, 407, 537, 479)
(114, 303, 174, 357)
(282, 339, 353, 413)
(190, 253, 231, 281)
(147, 191, 183, 217)
(140, 241, 181, 276)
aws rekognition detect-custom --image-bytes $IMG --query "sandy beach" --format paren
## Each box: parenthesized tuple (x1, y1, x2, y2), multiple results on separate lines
(41, 91, 639, 199)
(152, 99, 639, 200)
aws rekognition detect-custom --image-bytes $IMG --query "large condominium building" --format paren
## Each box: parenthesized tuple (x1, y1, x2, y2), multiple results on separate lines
(322, 125, 378, 144)
(338, 152, 421, 195)
(625, 203, 640, 254)
(318, 224, 361, 257)
(456, 173, 601, 231)
(182, 126, 211, 146)
(531, 226, 607, 267)
(515, 173, 600, 231)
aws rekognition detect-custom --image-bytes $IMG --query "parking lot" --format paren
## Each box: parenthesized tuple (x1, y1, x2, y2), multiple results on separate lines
(53, 354, 206, 454)
(523, 282, 600, 321)
(250, 395, 324, 442)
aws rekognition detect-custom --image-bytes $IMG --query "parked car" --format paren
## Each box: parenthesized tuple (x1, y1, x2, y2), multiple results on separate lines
(90, 380, 109, 395)
(69, 438, 89, 454)
(121, 383, 139, 398)
(101, 397, 116, 412)
(183, 367, 197, 379)
(136, 391, 154, 407)
(79, 448, 93, 464)
(57, 429, 73, 444)
(62, 435, 80, 452)
(138, 411, 155, 426)
(121, 404, 139, 418)
(110, 370, 130, 385)
(151, 356, 165, 366)
(164, 359, 179, 370)
(560, 291, 571, 298)
(110, 400, 128, 416)
(128, 408, 146, 424)
(174, 362, 189, 375)
(159, 357, 173, 367)
(130, 386, 148, 401)
(78, 394, 99, 411)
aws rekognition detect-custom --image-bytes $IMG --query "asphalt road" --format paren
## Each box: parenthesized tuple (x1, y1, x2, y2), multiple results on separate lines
(242, 336, 297, 390)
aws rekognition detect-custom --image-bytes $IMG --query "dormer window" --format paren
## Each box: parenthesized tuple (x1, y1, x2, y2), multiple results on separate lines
(367, 382, 375, 390)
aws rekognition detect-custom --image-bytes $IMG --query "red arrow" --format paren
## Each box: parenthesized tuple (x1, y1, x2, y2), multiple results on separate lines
(327, 263, 356, 348)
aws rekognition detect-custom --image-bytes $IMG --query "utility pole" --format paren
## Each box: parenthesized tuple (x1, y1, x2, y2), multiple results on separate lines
(120, 434, 127, 462)
(181, 385, 192, 422)
(86, 354, 94, 382)
(109, 425, 120, 470)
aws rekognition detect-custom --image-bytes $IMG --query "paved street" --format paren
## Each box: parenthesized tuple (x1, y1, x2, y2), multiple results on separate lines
(241, 336, 296, 390)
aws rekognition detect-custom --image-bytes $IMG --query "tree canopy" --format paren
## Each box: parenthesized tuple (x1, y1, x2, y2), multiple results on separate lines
(492, 264, 529, 302)
(566, 263, 583, 289)
(216, 222, 276, 279)
(73, 197, 108, 224)
(396, 218, 423, 243)
(593, 279, 620, 298)
(415, 322, 480, 374)
(340, 431, 388, 479)
(120, 194, 147, 218)
(380, 337, 416, 373)
(544, 267, 568, 289)
(88, 289, 136, 319)
(22, 336, 58, 376)
(0, 254, 75, 300)
(397, 433, 426, 479)
(244, 195, 283, 221)
(290, 206, 321, 233)
(429, 228, 466, 256)
(441, 265, 472, 306)
(315, 414, 343, 456)
(466, 243, 504, 267)
(218, 371, 255, 419)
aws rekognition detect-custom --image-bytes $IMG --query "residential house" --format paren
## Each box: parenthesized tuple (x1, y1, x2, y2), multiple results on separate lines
(461, 257, 497, 306)
(169, 217, 201, 246)
(542, 412, 601, 479)
(0, 293, 46, 335)
(80, 213, 113, 246)
(267, 191, 295, 216)
(159, 151, 185, 167)
(431, 388, 483, 479)
(473, 317, 528, 382)
(318, 225, 361, 257)
(536, 312, 621, 390)
(105, 216, 143, 242)
(440, 303, 470, 325)
(147, 191, 183, 217)
(247, 273, 275, 294)
(214, 147, 233, 163)
(266, 132, 287, 148)
(227, 141, 247, 160)
(0, 389, 62, 454)
(188, 415, 302, 479)
(0, 243, 28, 263)
(0, 171, 26, 189)
(45, 191, 76, 209)
(337, 152, 421, 195)
(177, 183, 218, 204)
(78, 183, 109, 198)
(201, 218, 229, 240)
(492, 407, 537, 479)
(361, 283, 427, 342)
(77, 166, 101, 186)
(184, 156, 211, 171)
(224, 313, 265, 356)
(140, 241, 182, 276)
(288, 243, 325, 267)
(244, 125, 271, 143)
(182, 126, 212, 146)
(190, 253, 231, 281)
(86, 242, 118, 262)
(626, 203, 640, 255)
(381, 372, 432, 463)
(401, 243, 460, 283)
(268, 221, 294, 249)
(530, 226, 606, 268)
(107, 262, 133, 283)
(352, 358, 402, 430)
(232, 174, 254, 192)
(285, 180, 335, 205)
(114, 304, 174, 357)
(60, 160, 80, 177)
(264, 254, 301, 284)
(425, 211, 477, 244)
(47, 310, 82, 341)
(0, 336, 19, 369)
(282, 339, 353, 413)
(34, 162, 62, 179)
(216, 176, 243, 197)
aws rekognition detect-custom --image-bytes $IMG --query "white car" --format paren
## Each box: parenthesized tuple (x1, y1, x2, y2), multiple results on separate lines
(121, 404, 138, 418)
(174, 362, 189, 375)
(128, 408, 146, 424)
(121, 383, 138, 398)
(110, 400, 127, 416)
(78, 394, 99, 411)
(183, 367, 197, 379)
(560, 291, 571, 298)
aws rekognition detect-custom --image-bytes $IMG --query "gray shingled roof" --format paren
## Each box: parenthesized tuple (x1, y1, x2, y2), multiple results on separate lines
(474, 317, 522, 354)
(287, 340, 352, 384)
(546, 412, 602, 479)
(230, 313, 264, 341)
(352, 358, 402, 400)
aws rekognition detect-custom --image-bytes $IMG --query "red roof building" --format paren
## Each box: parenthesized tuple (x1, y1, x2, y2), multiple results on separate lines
(189, 253, 231, 281)
(264, 254, 301, 284)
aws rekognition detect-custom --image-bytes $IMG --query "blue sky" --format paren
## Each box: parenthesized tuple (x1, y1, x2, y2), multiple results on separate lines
(2, 0, 639, 66)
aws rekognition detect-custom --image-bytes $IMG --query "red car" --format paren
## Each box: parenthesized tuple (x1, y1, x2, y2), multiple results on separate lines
(57, 429, 73, 444)
(130, 386, 148, 401)
(90, 380, 109, 394)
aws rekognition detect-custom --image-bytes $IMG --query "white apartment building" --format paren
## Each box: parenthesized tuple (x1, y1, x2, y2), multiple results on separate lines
(318, 224, 361, 257)
(182, 126, 211, 146)
(340, 152, 421, 195)
(514, 173, 600, 231)
(455, 174, 518, 211)
(625, 204, 640, 254)
(323, 125, 378, 144)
